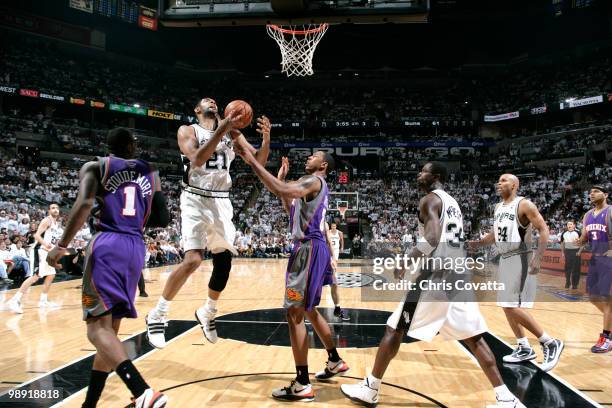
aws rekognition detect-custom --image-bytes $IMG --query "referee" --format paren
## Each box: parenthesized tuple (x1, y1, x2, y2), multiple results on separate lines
(560, 221, 581, 289)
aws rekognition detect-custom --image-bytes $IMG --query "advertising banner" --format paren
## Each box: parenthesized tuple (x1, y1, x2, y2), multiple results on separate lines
(541, 249, 591, 274)
(561, 95, 603, 109)
(147, 109, 174, 120)
(0, 86, 17, 94)
(19, 89, 39, 98)
(484, 111, 519, 122)
(530, 106, 547, 115)
(110, 103, 146, 115)
(39, 92, 65, 102)
(70, 97, 86, 105)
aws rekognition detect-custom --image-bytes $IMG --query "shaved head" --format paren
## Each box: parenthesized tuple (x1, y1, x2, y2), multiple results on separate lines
(497, 173, 520, 200)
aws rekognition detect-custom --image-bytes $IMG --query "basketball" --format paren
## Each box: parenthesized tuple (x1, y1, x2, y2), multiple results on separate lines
(224, 100, 253, 129)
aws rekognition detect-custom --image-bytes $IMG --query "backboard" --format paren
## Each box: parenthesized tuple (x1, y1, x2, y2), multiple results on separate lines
(159, 0, 430, 27)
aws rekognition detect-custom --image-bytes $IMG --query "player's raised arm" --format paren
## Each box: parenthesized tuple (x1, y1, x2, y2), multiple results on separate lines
(520, 199, 549, 274)
(230, 115, 271, 167)
(276, 156, 292, 213)
(235, 140, 320, 200)
(179, 112, 242, 168)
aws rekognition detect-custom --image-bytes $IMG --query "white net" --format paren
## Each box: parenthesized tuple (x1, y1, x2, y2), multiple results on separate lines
(266, 24, 329, 77)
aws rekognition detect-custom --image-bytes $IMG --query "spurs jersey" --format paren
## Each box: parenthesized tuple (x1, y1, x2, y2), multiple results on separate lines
(41, 216, 63, 247)
(418, 189, 464, 269)
(181, 124, 235, 192)
(329, 230, 341, 250)
(494, 196, 532, 254)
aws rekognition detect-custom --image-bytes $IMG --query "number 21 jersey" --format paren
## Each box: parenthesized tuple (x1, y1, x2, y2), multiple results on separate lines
(182, 124, 235, 192)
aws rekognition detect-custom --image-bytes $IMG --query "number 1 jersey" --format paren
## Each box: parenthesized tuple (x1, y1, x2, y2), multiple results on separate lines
(181, 123, 235, 192)
(92, 156, 156, 237)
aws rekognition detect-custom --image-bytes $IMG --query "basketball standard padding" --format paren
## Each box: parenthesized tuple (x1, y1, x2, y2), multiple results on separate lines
(224, 100, 253, 129)
(271, 0, 306, 15)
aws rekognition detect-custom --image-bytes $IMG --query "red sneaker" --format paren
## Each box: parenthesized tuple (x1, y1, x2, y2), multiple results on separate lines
(590, 333, 611, 353)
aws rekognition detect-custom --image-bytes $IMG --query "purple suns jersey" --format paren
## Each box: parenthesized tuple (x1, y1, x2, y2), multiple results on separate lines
(92, 156, 155, 237)
(584, 206, 611, 255)
(289, 175, 328, 242)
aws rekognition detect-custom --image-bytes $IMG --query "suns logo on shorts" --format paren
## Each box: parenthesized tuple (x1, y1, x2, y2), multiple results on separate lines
(286, 288, 303, 302)
(82, 294, 96, 307)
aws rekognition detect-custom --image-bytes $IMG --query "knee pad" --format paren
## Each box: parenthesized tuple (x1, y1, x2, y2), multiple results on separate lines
(209, 250, 232, 292)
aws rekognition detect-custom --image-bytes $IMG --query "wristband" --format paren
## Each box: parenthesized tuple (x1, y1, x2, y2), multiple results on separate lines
(57, 243, 68, 249)
(416, 239, 435, 255)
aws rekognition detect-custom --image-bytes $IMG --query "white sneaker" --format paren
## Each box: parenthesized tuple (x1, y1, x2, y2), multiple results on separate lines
(195, 306, 217, 344)
(132, 388, 167, 408)
(38, 300, 60, 309)
(314, 359, 350, 380)
(272, 380, 315, 402)
(340, 379, 379, 407)
(146, 312, 168, 349)
(540, 338, 564, 372)
(486, 396, 526, 408)
(8, 298, 23, 314)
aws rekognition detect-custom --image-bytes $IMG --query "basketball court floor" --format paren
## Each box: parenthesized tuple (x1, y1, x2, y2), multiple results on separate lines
(0, 259, 609, 407)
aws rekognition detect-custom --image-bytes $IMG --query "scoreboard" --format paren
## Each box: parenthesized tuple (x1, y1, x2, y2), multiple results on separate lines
(338, 171, 349, 185)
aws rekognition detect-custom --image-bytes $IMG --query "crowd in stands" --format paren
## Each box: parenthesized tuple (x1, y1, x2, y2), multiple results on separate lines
(0, 119, 609, 267)
(2, 32, 612, 127)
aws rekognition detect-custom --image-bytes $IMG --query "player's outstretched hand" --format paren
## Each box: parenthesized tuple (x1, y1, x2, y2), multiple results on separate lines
(47, 245, 70, 268)
(277, 156, 289, 181)
(256, 115, 271, 140)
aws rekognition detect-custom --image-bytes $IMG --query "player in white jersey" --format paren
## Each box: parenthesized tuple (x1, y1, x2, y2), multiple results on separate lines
(7, 203, 63, 314)
(324, 221, 349, 320)
(146, 97, 271, 348)
(469, 174, 564, 372)
(342, 163, 524, 408)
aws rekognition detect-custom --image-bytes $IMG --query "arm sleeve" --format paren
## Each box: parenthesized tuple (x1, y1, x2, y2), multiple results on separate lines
(146, 191, 171, 228)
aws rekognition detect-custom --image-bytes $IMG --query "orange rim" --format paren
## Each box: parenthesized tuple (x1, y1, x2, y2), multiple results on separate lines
(267, 23, 328, 35)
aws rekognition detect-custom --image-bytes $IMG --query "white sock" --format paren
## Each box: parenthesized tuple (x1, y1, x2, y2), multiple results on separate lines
(517, 337, 530, 348)
(13, 292, 23, 302)
(206, 297, 217, 311)
(156, 296, 170, 314)
(538, 332, 552, 344)
(494, 384, 514, 401)
(40, 293, 48, 302)
(367, 374, 381, 390)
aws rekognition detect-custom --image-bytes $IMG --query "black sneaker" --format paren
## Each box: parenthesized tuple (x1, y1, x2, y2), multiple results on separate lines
(540, 338, 564, 372)
(502, 345, 536, 363)
(334, 307, 350, 321)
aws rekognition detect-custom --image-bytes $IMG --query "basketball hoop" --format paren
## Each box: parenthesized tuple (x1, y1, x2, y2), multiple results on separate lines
(266, 24, 329, 77)
(338, 206, 348, 221)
